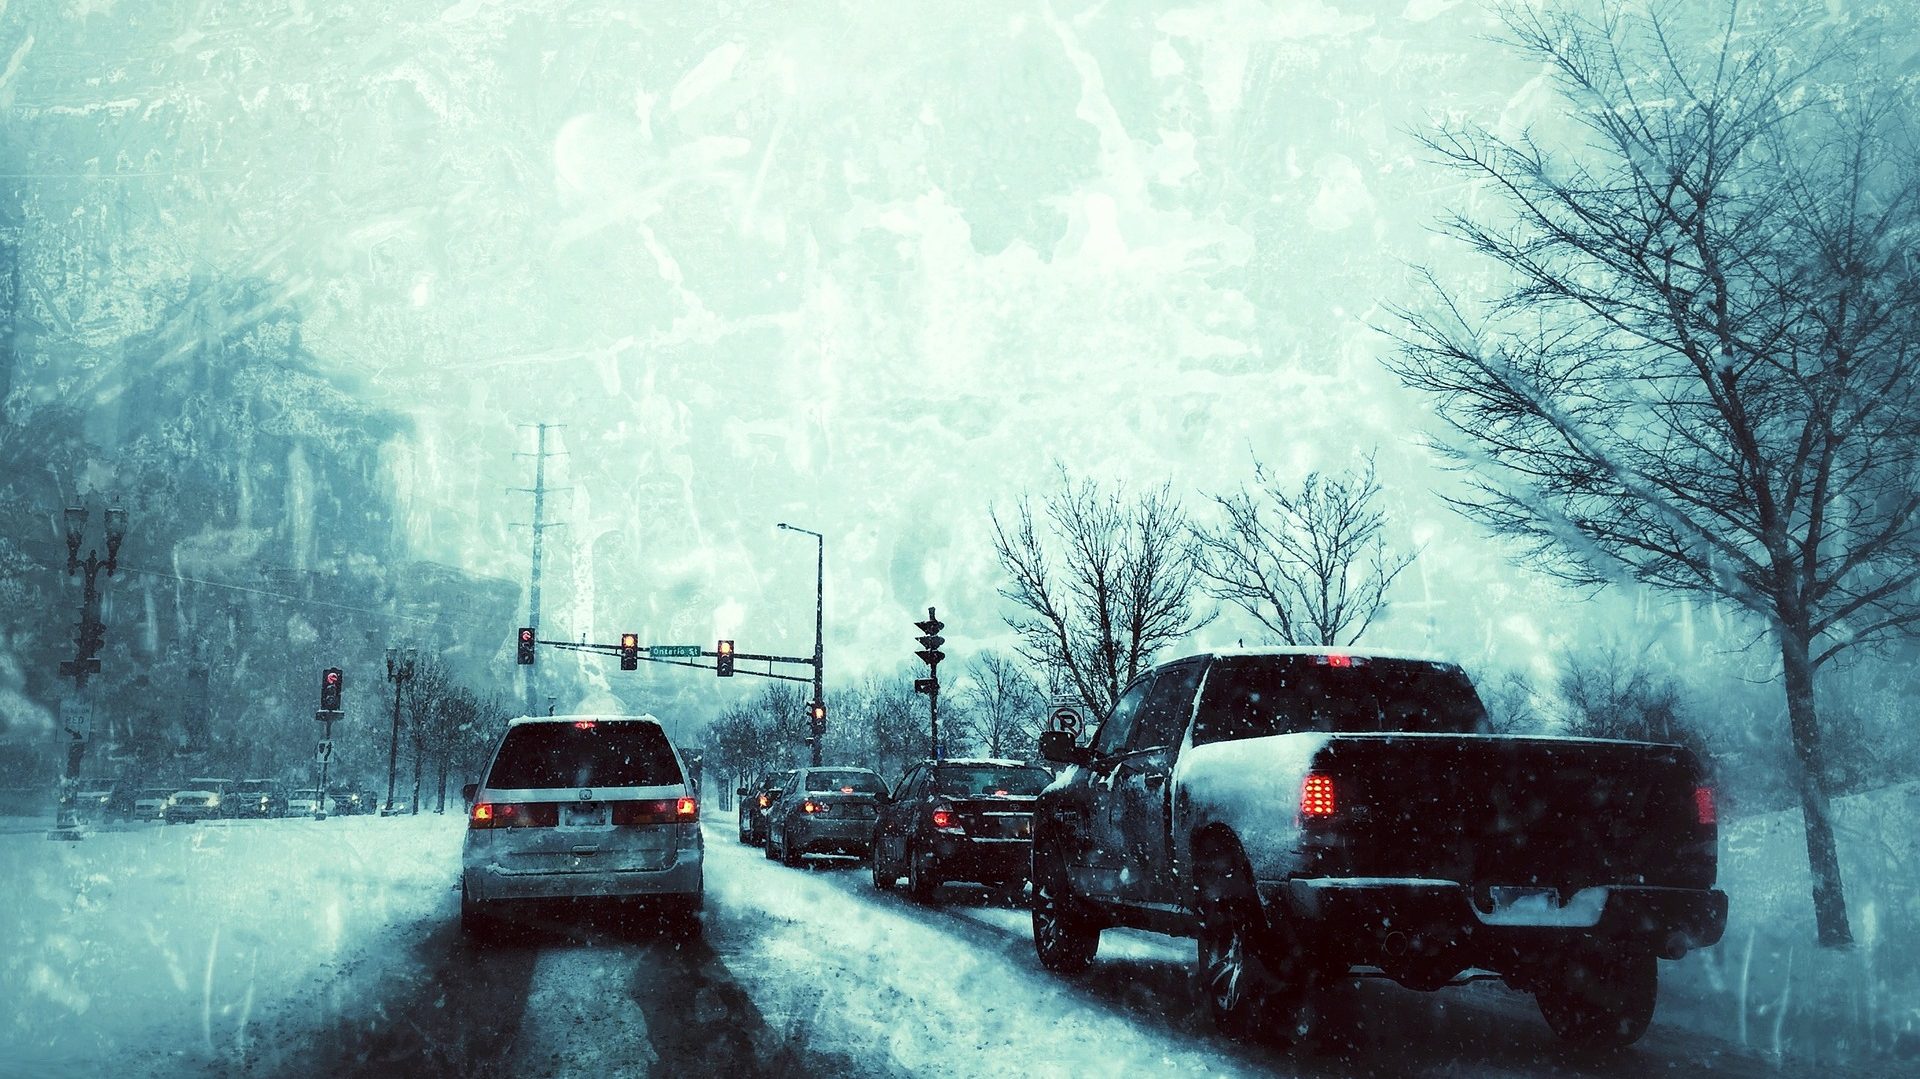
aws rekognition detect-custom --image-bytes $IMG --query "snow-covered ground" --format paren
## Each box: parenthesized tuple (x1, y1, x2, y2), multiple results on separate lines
(2, 791, 1914, 1077)
(1662, 782, 1920, 1068)
(0, 813, 465, 1077)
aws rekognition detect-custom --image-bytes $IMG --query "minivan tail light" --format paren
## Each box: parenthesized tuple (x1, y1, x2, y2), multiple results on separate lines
(1694, 786, 1716, 826)
(1300, 774, 1337, 818)
(612, 799, 697, 826)
(469, 802, 559, 829)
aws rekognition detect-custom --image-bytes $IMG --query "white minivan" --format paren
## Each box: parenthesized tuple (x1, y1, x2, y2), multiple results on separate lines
(461, 714, 702, 937)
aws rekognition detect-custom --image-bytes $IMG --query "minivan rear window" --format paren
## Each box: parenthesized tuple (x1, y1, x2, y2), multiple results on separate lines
(486, 721, 684, 790)
(804, 769, 887, 794)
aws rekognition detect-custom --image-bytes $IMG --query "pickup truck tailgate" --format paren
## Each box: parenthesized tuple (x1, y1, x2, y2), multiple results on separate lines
(1310, 734, 1714, 892)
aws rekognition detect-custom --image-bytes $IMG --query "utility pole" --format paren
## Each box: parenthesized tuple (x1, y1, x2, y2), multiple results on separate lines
(513, 423, 567, 718)
(778, 523, 826, 765)
(382, 647, 416, 815)
(49, 501, 128, 841)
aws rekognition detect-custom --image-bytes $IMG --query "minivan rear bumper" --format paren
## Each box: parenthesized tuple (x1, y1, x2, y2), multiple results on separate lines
(465, 846, 703, 902)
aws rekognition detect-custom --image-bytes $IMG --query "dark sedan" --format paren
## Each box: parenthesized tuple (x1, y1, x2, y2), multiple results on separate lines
(870, 758, 1051, 901)
(736, 769, 794, 846)
(765, 767, 886, 865)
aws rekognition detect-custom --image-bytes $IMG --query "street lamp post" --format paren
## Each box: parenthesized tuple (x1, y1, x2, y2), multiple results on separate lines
(777, 523, 825, 766)
(49, 501, 129, 842)
(383, 647, 416, 815)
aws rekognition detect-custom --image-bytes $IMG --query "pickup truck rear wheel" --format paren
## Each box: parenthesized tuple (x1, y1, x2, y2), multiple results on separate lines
(1196, 870, 1317, 1044)
(1031, 845, 1099, 973)
(1535, 952, 1657, 1050)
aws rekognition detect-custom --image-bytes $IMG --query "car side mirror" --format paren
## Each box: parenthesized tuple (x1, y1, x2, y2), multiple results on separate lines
(461, 783, 477, 804)
(1038, 730, 1092, 767)
(736, 787, 750, 797)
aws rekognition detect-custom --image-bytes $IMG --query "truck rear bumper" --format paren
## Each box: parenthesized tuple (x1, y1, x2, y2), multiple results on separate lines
(1271, 877, 1727, 959)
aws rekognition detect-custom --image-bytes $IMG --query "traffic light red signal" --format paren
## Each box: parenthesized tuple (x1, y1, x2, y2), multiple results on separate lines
(319, 667, 344, 711)
(517, 627, 536, 665)
(619, 632, 640, 671)
(716, 639, 734, 677)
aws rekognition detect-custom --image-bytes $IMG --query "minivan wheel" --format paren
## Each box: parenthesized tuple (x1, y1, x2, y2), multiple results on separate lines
(459, 884, 494, 942)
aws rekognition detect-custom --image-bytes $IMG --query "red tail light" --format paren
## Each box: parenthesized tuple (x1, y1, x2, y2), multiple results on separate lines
(611, 799, 700, 826)
(930, 802, 961, 831)
(676, 797, 698, 819)
(992, 789, 1009, 797)
(572, 720, 595, 730)
(1300, 774, 1337, 818)
(469, 802, 559, 829)
(1694, 786, 1716, 826)
(802, 800, 822, 814)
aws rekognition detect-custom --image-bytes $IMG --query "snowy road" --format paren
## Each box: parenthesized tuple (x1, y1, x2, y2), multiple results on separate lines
(1, 814, 1899, 1077)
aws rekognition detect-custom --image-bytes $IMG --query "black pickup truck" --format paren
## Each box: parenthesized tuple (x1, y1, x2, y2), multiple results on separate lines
(1031, 647, 1725, 1049)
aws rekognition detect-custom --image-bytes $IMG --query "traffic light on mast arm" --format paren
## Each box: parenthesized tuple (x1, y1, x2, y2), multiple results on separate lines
(319, 667, 343, 711)
(516, 627, 536, 665)
(716, 639, 734, 677)
(619, 633, 640, 671)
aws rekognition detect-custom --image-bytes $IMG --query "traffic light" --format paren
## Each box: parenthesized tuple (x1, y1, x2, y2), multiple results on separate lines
(715, 639, 734, 677)
(619, 632, 640, 671)
(516, 627, 536, 665)
(319, 667, 344, 711)
(914, 607, 945, 670)
(808, 701, 827, 738)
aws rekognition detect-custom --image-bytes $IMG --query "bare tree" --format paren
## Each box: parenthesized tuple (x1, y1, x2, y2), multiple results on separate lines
(1193, 454, 1416, 646)
(958, 651, 1044, 759)
(991, 468, 1214, 719)
(1382, 3, 1920, 946)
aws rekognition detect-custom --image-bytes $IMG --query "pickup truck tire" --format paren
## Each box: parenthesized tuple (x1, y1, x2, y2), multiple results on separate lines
(1195, 854, 1317, 1044)
(1535, 953, 1657, 1050)
(1031, 843, 1099, 973)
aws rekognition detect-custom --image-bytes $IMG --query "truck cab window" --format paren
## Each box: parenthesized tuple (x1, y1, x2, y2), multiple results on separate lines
(1091, 675, 1156, 757)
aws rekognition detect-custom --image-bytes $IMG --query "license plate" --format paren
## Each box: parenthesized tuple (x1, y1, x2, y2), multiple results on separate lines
(563, 803, 607, 827)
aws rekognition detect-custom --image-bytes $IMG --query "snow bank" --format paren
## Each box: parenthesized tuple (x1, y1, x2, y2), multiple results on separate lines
(1660, 781, 1920, 1068)
(0, 814, 465, 1077)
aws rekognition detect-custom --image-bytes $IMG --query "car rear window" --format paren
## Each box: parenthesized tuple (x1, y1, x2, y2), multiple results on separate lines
(804, 769, 886, 794)
(934, 765, 1051, 796)
(486, 721, 684, 790)
(1192, 656, 1488, 745)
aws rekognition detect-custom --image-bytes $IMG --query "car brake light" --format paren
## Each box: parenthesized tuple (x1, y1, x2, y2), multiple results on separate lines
(572, 720, 595, 730)
(470, 802, 559, 829)
(1300, 773, 1336, 818)
(802, 800, 822, 814)
(758, 793, 770, 808)
(992, 789, 1009, 797)
(1694, 786, 1716, 826)
(930, 802, 961, 831)
(470, 802, 494, 826)
(840, 786, 855, 793)
(676, 797, 698, 819)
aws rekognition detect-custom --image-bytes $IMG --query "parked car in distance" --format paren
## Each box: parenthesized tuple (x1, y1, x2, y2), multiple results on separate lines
(223, 779, 286, 819)
(286, 789, 334, 816)
(871, 758, 1052, 900)
(164, 784, 226, 823)
(1031, 647, 1725, 1050)
(132, 787, 176, 822)
(461, 714, 703, 938)
(736, 769, 795, 846)
(331, 789, 376, 816)
(765, 766, 888, 866)
(74, 778, 116, 821)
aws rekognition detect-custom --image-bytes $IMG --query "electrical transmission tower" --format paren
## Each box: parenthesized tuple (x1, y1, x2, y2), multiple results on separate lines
(512, 423, 568, 718)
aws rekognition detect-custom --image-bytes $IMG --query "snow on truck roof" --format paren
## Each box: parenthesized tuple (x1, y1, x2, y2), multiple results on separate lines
(1191, 645, 1459, 666)
(506, 713, 663, 727)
